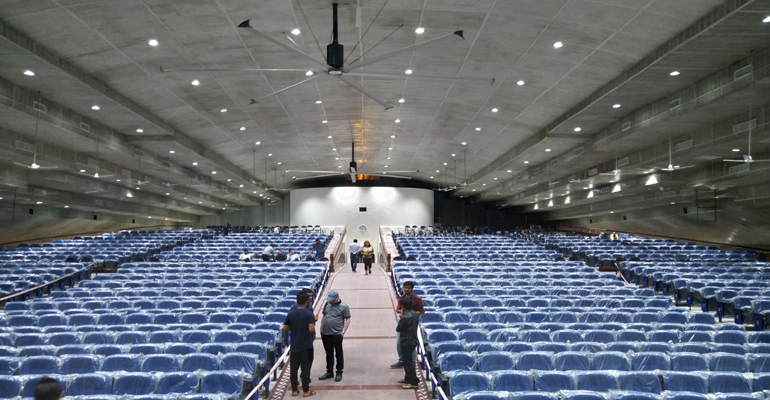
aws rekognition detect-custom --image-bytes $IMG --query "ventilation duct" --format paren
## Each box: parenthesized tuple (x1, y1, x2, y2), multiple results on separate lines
(733, 119, 757, 134)
(669, 98, 681, 109)
(729, 163, 750, 174)
(15, 140, 35, 153)
(675, 139, 693, 152)
(573, 147, 584, 156)
(734, 65, 752, 80)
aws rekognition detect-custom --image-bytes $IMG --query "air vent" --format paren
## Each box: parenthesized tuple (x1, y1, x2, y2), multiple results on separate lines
(517, 174, 526, 181)
(161, 161, 170, 168)
(64, 175, 76, 183)
(660, 191, 676, 198)
(182, 167, 190, 176)
(198, 176, 206, 183)
(87, 158, 99, 167)
(674, 139, 693, 152)
(729, 163, 750, 174)
(80, 122, 90, 132)
(587, 168, 598, 177)
(621, 121, 631, 131)
(734, 65, 752, 80)
(32, 101, 47, 113)
(574, 147, 584, 156)
(617, 157, 630, 167)
(105, 200, 116, 208)
(600, 187, 610, 193)
(15, 140, 35, 153)
(550, 159, 558, 167)
(107, 184, 118, 192)
(634, 196, 645, 203)
(122, 169, 132, 177)
(133, 148, 145, 158)
(669, 98, 681, 109)
(34, 189, 47, 196)
(733, 118, 757, 134)
(94, 199, 104, 206)
(170, 200, 178, 206)
(144, 176, 152, 183)
(680, 188, 694, 196)
(532, 167, 540, 175)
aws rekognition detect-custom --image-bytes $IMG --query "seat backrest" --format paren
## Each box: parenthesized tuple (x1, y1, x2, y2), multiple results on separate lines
(662, 372, 708, 394)
(113, 372, 157, 395)
(707, 372, 751, 393)
(448, 371, 490, 397)
(156, 372, 199, 395)
(439, 352, 476, 373)
(66, 373, 113, 396)
(517, 352, 554, 371)
(631, 352, 669, 371)
(200, 370, 243, 398)
(554, 352, 591, 371)
(491, 370, 533, 392)
(708, 352, 748, 373)
(592, 352, 631, 372)
(534, 371, 575, 392)
(577, 371, 620, 392)
(619, 371, 662, 394)
(670, 352, 708, 372)
(477, 351, 515, 373)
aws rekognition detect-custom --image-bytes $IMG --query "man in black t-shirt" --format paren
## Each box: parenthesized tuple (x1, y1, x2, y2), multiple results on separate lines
(284, 291, 316, 397)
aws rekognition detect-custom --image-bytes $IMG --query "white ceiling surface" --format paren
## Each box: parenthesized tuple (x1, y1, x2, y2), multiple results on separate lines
(0, 0, 769, 217)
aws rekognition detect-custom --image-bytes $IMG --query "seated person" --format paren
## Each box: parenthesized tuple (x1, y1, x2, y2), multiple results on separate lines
(288, 249, 301, 261)
(276, 250, 287, 261)
(239, 249, 252, 262)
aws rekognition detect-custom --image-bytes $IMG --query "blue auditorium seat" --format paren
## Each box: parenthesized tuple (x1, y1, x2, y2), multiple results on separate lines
(519, 330, 551, 343)
(67, 373, 113, 396)
(130, 344, 164, 355)
(113, 372, 158, 395)
(751, 373, 770, 391)
(679, 331, 713, 343)
(149, 330, 180, 344)
(714, 331, 747, 345)
(662, 372, 707, 394)
(593, 352, 631, 371)
(614, 393, 660, 400)
(492, 371, 533, 392)
(687, 312, 715, 325)
(61, 354, 100, 374)
(708, 352, 748, 372)
(617, 330, 646, 342)
(55, 344, 90, 356)
(660, 313, 687, 324)
(439, 352, 476, 374)
(517, 352, 553, 371)
(142, 354, 180, 373)
(467, 342, 499, 354)
(156, 372, 199, 394)
(454, 392, 510, 400)
(427, 329, 460, 343)
(707, 372, 750, 393)
(450, 371, 491, 396)
(200, 370, 243, 398)
(554, 352, 590, 371)
(513, 393, 558, 400)
(534, 371, 575, 391)
(502, 342, 534, 353)
(181, 353, 219, 372)
(459, 329, 488, 343)
(182, 330, 212, 344)
(116, 331, 147, 345)
(101, 354, 142, 372)
(0, 357, 19, 375)
(584, 330, 615, 343)
(20, 356, 59, 375)
(750, 354, 770, 373)
(477, 351, 515, 372)
(648, 330, 679, 344)
(201, 343, 232, 355)
(552, 330, 582, 343)
(577, 371, 620, 392)
(669, 353, 707, 372)
(632, 352, 669, 371)
(82, 331, 115, 345)
(220, 352, 259, 377)
(619, 371, 663, 394)
(571, 342, 605, 353)
(0, 375, 21, 398)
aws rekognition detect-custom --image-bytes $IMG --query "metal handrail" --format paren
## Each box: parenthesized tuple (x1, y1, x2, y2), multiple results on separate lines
(0, 264, 91, 305)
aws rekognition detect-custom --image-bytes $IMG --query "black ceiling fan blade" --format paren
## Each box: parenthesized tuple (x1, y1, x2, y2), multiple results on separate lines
(285, 169, 340, 174)
(249, 74, 322, 105)
(342, 31, 464, 73)
(364, 173, 412, 180)
(332, 75, 393, 110)
(293, 173, 345, 181)
(345, 71, 494, 85)
(160, 66, 312, 73)
(238, 20, 329, 69)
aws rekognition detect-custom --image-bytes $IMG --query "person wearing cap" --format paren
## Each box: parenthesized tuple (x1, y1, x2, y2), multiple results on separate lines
(318, 290, 351, 382)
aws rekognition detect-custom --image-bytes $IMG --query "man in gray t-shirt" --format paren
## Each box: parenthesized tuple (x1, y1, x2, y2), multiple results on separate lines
(318, 290, 351, 382)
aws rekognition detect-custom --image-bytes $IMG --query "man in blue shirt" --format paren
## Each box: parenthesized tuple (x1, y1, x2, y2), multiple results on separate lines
(348, 239, 361, 272)
(310, 239, 327, 261)
(284, 291, 316, 397)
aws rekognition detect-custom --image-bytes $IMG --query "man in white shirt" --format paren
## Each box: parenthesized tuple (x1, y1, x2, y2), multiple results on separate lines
(239, 249, 252, 262)
(348, 239, 361, 273)
(262, 244, 275, 262)
(274, 226, 281, 234)
(288, 249, 301, 261)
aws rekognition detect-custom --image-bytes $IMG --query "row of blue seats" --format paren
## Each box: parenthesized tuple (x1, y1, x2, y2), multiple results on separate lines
(446, 370, 770, 398)
(1, 310, 290, 328)
(435, 349, 770, 375)
(0, 370, 244, 398)
(6, 297, 298, 312)
(118, 261, 325, 269)
(421, 296, 668, 309)
(80, 279, 316, 289)
(420, 310, 699, 326)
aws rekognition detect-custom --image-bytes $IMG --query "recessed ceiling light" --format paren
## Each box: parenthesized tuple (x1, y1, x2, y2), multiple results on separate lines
(472, 189, 476, 192)
(220, 109, 227, 113)
(64, 205, 68, 208)
(191, 80, 200, 86)
(610, 211, 615, 214)
(553, 41, 563, 48)
(436, 170, 440, 172)
(391, 135, 396, 138)
(415, 27, 425, 34)
(253, 191, 257, 194)
(316, 100, 322, 104)
(405, 69, 412, 75)
(388, 147, 393, 150)
(491, 108, 498, 112)
(268, 153, 272, 156)
(764, 16, 770, 23)
(148, 216, 152, 218)
(259, 194, 264, 196)
(574, 127, 581, 132)
(332, 148, 336, 151)
(386, 157, 391, 160)
(398, 98, 405, 103)
(524, 161, 530, 164)
(192, 162, 198, 166)
(612, 104, 621, 109)
(335, 157, 339, 160)
(451, 154, 456, 157)
(239, 184, 243, 188)
(199, 201, 202, 204)
(322, 120, 327, 123)
(91, 105, 100, 110)
(255, 141, 261, 145)
(291, 28, 301, 35)
(211, 171, 216, 174)
(384, 165, 388, 168)
(136, 187, 140, 190)
(136, 128, 144, 133)
(395, 119, 400, 123)
(169, 150, 175, 154)
(430, 176, 434, 179)
(165, 193, 170, 195)
(671, 202, 676, 205)
(475, 127, 481, 131)
(443, 162, 447, 166)
(732, 148, 740, 152)
(227, 178, 231, 182)
(148, 39, 158, 46)
(338, 166, 342, 168)
(36, 201, 43, 205)
(292, 176, 296, 179)
(240, 126, 245, 131)
(545, 149, 551, 152)
(670, 70, 680, 76)
(277, 162, 282, 165)
(494, 178, 498, 180)
(507, 170, 512, 173)
(482, 184, 486, 186)
(305, 71, 313, 76)
(80, 169, 86, 173)
(23, 70, 35, 76)
(327, 135, 333, 139)
(116, 179, 121, 182)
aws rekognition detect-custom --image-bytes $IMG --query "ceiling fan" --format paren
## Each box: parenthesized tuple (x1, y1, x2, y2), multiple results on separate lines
(660, 136, 694, 171)
(724, 68, 770, 164)
(288, 142, 417, 183)
(265, 167, 291, 192)
(89, 139, 113, 179)
(162, 3, 492, 109)
(14, 111, 58, 170)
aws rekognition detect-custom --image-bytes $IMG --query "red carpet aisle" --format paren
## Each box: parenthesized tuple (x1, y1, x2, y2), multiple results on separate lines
(269, 263, 430, 400)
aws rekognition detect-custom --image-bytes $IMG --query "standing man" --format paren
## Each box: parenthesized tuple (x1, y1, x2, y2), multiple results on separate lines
(310, 239, 327, 261)
(283, 291, 316, 397)
(319, 290, 351, 382)
(348, 239, 361, 273)
(396, 297, 420, 389)
(391, 281, 424, 368)
(261, 244, 275, 262)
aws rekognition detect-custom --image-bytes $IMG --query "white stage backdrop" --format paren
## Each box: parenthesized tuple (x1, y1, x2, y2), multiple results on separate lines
(290, 187, 434, 249)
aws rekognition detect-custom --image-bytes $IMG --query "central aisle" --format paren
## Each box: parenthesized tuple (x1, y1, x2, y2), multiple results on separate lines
(271, 263, 426, 400)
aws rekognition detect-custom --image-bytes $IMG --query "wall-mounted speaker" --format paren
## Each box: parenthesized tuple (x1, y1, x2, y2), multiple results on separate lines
(93, 215, 98, 220)
(683, 207, 688, 215)
(29, 208, 33, 215)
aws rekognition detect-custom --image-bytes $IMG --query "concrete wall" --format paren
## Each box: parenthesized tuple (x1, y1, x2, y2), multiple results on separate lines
(197, 199, 288, 228)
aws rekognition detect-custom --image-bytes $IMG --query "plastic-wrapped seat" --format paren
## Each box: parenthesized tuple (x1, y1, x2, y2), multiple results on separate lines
(449, 371, 491, 396)
(714, 331, 747, 345)
(584, 330, 615, 344)
(142, 354, 180, 373)
(552, 330, 582, 344)
(156, 372, 199, 394)
(200, 370, 243, 399)
(561, 391, 609, 400)
(165, 343, 199, 355)
(181, 353, 219, 372)
(670, 353, 707, 372)
(619, 371, 663, 394)
(708, 352, 748, 372)
(707, 372, 750, 393)
(632, 352, 669, 371)
(554, 352, 590, 371)
(130, 344, 164, 355)
(67, 373, 113, 396)
(662, 372, 707, 394)
(182, 330, 212, 344)
(454, 391, 512, 400)
(101, 354, 142, 372)
(477, 351, 515, 373)
(491, 370, 533, 392)
(0, 375, 21, 398)
(61, 354, 100, 374)
(534, 371, 575, 391)
(221, 352, 259, 378)
(577, 371, 619, 391)
(592, 352, 631, 371)
(113, 372, 157, 395)
(19, 356, 60, 375)
(0, 357, 20, 375)
(516, 352, 553, 371)
(427, 329, 459, 344)
(116, 331, 146, 345)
